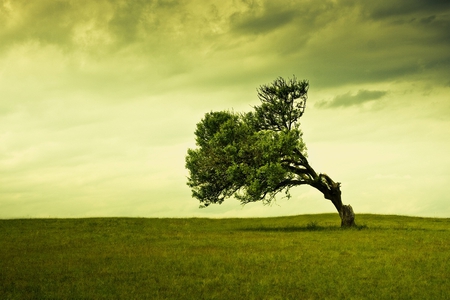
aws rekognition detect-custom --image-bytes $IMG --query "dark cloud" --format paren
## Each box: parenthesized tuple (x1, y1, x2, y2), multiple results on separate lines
(108, 1, 148, 44)
(362, 0, 450, 46)
(0, 0, 191, 53)
(230, 9, 296, 35)
(365, 0, 450, 20)
(1, 0, 449, 90)
(0, 1, 74, 49)
(316, 90, 387, 108)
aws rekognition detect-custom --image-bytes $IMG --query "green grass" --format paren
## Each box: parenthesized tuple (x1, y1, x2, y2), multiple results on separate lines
(1, 214, 449, 299)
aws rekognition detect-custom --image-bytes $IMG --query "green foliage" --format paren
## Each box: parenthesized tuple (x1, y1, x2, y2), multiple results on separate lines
(186, 77, 311, 208)
(254, 76, 308, 131)
(1, 215, 449, 299)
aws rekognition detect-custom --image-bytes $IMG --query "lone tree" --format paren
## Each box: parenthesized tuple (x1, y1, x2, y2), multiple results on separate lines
(185, 76, 355, 227)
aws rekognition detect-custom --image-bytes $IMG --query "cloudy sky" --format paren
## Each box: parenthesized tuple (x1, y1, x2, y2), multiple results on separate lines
(1, 0, 449, 219)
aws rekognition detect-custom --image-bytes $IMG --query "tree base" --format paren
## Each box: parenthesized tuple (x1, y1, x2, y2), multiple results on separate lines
(340, 204, 355, 227)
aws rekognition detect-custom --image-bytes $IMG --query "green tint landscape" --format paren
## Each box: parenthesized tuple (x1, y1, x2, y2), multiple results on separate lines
(1, 214, 449, 299)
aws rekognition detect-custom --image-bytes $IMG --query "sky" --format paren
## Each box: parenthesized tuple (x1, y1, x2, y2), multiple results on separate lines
(1, 0, 450, 219)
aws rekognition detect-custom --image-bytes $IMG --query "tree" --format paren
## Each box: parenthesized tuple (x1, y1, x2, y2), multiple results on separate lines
(185, 76, 355, 227)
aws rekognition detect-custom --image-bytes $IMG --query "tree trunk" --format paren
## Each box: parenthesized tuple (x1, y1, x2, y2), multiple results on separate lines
(329, 193, 355, 227)
(339, 204, 356, 227)
(314, 174, 356, 227)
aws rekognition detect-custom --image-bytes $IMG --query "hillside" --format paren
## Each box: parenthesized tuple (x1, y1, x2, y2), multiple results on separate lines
(1, 214, 449, 299)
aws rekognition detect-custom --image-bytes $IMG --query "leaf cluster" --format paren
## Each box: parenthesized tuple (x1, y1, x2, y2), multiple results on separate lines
(253, 76, 308, 131)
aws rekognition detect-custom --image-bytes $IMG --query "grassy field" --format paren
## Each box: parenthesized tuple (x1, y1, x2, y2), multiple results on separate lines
(0, 214, 449, 299)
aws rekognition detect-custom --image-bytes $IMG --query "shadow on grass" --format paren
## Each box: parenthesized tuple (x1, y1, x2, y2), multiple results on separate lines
(240, 221, 368, 232)
(240, 224, 448, 232)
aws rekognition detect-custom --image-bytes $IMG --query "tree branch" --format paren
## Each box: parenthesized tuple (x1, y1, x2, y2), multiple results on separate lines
(292, 148, 318, 179)
(282, 164, 313, 179)
(275, 178, 313, 191)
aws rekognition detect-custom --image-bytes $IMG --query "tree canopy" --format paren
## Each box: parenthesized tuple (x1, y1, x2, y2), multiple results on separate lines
(186, 76, 355, 226)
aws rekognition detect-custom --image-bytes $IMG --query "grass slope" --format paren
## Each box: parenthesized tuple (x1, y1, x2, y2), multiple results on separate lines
(1, 214, 449, 299)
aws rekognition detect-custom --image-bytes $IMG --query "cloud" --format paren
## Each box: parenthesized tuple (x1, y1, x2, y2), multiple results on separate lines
(366, 0, 450, 20)
(230, 6, 297, 35)
(1, 0, 449, 90)
(315, 90, 387, 108)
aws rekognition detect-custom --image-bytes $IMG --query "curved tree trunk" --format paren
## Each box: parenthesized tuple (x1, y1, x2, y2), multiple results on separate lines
(313, 173, 356, 227)
(330, 195, 355, 227)
(288, 150, 356, 227)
